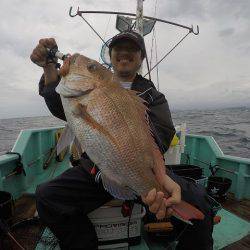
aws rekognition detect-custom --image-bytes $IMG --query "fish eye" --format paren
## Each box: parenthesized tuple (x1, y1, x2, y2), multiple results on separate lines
(87, 63, 97, 72)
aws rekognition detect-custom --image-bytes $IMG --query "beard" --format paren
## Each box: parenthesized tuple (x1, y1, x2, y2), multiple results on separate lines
(115, 63, 142, 78)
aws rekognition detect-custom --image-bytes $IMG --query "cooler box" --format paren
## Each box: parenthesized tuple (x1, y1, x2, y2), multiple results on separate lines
(88, 200, 145, 249)
(167, 164, 208, 187)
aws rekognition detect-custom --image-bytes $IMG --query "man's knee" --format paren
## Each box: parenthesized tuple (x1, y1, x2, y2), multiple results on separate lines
(169, 173, 214, 249)
(170, 172, 212, 214)
(35, 182, 51, 203)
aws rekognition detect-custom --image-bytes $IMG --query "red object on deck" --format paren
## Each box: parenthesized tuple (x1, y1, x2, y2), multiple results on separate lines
(213, 215, 221, 225)
(90, 166, 97, 175)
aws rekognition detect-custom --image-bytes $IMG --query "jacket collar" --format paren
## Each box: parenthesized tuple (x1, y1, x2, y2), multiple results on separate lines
(131, 74, 152, 92)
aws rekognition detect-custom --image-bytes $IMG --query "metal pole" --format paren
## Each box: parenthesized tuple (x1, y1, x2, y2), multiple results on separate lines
(136, 0, 144, 36)
(136, 0, 144, 73)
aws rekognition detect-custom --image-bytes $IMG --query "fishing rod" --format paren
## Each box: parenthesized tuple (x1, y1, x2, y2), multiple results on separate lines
(0, 218, 25, 250)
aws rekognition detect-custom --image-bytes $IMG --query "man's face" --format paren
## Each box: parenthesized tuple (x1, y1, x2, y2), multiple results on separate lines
(110, 39, 143, 78)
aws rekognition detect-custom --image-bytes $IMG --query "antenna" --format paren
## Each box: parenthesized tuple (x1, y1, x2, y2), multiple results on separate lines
(136, 0, 144, 74)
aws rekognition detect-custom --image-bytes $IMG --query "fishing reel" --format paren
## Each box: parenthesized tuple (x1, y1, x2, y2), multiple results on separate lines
(46, 46, 59, 62)
(46, 47, 70, 68)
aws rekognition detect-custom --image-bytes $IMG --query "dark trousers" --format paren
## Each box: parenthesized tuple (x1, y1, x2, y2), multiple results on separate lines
(169, 174, 214, 250)
(36, 159, 214, 250)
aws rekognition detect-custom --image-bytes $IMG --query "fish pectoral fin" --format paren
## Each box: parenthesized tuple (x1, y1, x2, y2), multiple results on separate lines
(101, 173, 137, 200)
(72, 137, 84, 157)
(72, 103, 118, 146)
(56, 125, 75, 155)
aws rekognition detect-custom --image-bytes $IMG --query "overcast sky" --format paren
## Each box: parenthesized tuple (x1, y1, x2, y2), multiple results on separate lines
(0, 0, 250, 118)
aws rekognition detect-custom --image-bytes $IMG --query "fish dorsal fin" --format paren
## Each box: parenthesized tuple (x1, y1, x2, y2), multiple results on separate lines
(126, 89, 149, 115)
(101, 172, 137, 200)
(125, 89, 156, 139)
(124, 88, 167, 184)
(71, 137, 83, 158)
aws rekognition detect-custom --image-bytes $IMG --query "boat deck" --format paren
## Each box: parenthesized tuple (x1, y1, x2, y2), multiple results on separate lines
(221, 194, 250, 250)
(222, 235, 250, 250)
(3, 192, 249, 250)
(222, 193, 250, 222)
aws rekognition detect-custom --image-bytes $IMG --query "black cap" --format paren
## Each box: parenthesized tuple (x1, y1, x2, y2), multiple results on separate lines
(109, 31, 146, 58)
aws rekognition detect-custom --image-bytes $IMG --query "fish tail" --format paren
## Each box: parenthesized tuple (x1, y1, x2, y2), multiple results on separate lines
(171, 200, 205, 224)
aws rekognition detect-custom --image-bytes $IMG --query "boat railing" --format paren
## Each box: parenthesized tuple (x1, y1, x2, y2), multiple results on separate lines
(0, 128, 249, 200)
(183, 134, 250, 200)
(0, 126, 65, 199)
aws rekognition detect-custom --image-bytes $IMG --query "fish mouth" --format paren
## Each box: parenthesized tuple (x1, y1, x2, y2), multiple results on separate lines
(56, 74, 92, 98)
(56, 83, 86, 98)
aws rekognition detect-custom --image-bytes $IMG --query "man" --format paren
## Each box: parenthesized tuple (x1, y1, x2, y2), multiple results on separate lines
(31, 31, 213, 250)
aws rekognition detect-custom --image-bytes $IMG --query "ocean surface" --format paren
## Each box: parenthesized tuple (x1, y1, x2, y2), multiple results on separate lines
(0, 107, 249, 158)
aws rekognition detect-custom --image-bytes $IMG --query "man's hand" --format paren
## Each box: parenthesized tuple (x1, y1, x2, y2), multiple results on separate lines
(30, 38, 58, 67)
(30, 38, 59, 85)
(141, 175, 181, 220)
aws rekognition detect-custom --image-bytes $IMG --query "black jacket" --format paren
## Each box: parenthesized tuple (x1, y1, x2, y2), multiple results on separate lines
(39, 73, 175, 153)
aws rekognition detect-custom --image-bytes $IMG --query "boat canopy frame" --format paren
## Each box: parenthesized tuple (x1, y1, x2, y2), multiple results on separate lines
(68, 6, 200, 85)
(69, 7, 199, 35)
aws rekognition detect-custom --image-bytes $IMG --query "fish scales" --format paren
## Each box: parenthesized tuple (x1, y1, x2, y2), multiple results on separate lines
(100, 86, 162, 193)
(56, 54, 205, 223)
(95, 87, 159, 194)
(59, 68, 162, 196)
(62, 91, 128, 185)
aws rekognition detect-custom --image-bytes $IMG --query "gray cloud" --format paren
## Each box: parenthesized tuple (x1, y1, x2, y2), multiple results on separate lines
(0, 0, 250, 118)
(157, 0, 206, 20)
(209, 1, 250, 21)
(166, 79, 250, 111)
(218, 28, 235, 37)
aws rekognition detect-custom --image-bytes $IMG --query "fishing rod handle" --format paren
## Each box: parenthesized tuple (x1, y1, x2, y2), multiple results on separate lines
(46, 47, 69, 61)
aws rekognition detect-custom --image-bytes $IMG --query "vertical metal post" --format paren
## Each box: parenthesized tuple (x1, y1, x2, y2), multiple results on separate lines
(136, 0, 144, 36)
(136, 0, 144, 73)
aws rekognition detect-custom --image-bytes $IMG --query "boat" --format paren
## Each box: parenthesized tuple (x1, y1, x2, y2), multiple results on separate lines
(0, 125, 249, 249)
(0, 1, 249, 249)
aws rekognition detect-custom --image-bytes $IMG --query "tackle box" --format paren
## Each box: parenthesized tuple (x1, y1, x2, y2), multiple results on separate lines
(88, 200, 145, 249)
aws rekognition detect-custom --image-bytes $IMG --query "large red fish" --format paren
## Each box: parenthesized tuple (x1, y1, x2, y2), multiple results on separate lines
(56, 54, 204, 224)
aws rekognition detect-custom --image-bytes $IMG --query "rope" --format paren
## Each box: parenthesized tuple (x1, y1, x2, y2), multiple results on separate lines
(78, 14, 108, 46)
(144, 31, 191, 77)
(145, 52, 152, 81)
(127, 212, 132, 250)
(149, 30, 155, 69)
(166, 224, 189, 249)
(183, 153, 211, 167)
(151, 0, 158, 69)
(148, 0, 158, 85)
(154, 28, 160, 90)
